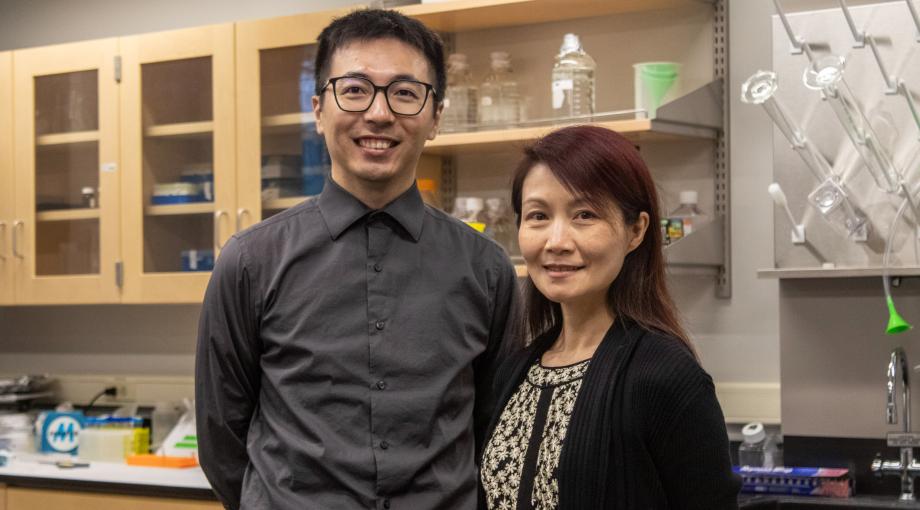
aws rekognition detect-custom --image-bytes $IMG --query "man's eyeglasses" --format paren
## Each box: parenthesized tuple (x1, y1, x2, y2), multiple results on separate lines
(321, 76, 436, 116)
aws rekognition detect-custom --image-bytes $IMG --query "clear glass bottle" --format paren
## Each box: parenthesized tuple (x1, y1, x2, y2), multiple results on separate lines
(484, 197, 519, 257)
(552, 33, 596, 118)
(443, 53, 478, 132)
(480, 52, 520, 128)
(738, 422, 778, 468)
(667, 190, 707, 239)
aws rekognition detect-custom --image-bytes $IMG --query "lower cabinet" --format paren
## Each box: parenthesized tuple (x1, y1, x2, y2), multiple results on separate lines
(5, 487, 221, 510)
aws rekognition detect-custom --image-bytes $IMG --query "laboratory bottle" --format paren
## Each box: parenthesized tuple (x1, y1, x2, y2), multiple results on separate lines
(443, 53, 478, 131)
(551, 33, 596, 117)
(738, 422, 778, 468)
(484, 198, 519, 257)
(480, 52, 520, 127)
(667, 190, 707, 240)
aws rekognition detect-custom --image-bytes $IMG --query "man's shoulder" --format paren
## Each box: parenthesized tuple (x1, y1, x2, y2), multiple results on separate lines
(234, 196, 321, 246)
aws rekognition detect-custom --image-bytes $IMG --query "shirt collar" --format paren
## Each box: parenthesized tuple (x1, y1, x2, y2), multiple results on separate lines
(318, 178, 426, 242)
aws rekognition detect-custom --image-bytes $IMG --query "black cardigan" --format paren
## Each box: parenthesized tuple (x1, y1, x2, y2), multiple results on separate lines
(482, 318, 741, 509)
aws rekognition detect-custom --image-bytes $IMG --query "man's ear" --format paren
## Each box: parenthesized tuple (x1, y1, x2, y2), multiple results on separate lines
(312, 95, 324, 136)
(427, 101, 444, 141)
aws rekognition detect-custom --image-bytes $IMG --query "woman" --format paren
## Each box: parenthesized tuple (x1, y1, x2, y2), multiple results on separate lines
(480, 125, 739, 509)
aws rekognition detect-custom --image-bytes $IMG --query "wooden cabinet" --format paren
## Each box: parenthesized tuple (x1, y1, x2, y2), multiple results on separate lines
(1, 52, 13, 306)
(5, 487, 220, 510)
(235, 10, 348, 227)
(11, 39, 121, 305)
(120, 24, 236, 304)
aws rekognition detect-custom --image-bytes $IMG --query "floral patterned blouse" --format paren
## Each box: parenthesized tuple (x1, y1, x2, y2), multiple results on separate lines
(481, 358, 591, 510)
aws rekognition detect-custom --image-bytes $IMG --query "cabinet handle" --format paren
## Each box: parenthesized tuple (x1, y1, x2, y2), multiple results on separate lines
(236, 208, 251, 232)
(0, 221, 6, 260)
(214, 210, 229, 252)
(12, 220, 24, 259)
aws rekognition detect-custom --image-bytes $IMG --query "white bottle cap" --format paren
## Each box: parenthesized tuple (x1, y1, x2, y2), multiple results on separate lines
(490, 51, 510, 62)
(560, 33, 582, 54)
(741, 422, 766, 444)
(679, 190, 698, 205)
(467, 197, 484, 211)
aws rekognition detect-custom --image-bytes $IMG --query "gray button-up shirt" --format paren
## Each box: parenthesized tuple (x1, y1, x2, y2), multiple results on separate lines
(196, 179, 519, 510)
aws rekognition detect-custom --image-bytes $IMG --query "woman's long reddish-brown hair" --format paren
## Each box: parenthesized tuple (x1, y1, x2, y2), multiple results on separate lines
(511, 125, 695, 357)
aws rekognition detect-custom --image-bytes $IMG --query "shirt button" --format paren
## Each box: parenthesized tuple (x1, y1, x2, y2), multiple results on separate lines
(376, 380, 387, 390)
(380, 440, 389, 450)
(375, 320, 385, 330)
(384, 499, 391, 509)
(374, 263, 382, 272)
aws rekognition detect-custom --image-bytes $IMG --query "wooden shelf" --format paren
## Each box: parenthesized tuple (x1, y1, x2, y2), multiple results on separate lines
(263, 196, 311, 210)
(398, 0, 711, 32)
(425, 80, 723, 154)
(36, 131, 100, 146)
(425, 118, 713, 155)
(145, 203, 214, 216)
(144, 121, 214, 139)
(262, 112, 315, 134)
(758, 267, 920, 279)
(35, 208, 100, 222)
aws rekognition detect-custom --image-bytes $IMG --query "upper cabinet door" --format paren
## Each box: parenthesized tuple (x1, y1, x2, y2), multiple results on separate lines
(12, 39, 121, 305)
(120, 24, 235, 304)
(235, 11, 345, 227)
(0, 52, 13, 305)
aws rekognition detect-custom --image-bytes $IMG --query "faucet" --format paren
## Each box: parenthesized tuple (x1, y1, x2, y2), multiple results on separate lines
(872, 347, 920, 500)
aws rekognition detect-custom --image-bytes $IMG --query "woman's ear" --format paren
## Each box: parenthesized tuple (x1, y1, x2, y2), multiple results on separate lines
(627, 212, 650, 253)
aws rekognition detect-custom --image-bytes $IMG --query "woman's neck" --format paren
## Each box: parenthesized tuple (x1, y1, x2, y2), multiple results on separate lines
(543, 298, 615, 366)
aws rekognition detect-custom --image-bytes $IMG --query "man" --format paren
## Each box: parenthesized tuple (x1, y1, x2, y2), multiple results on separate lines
(196, 9, 519, 510)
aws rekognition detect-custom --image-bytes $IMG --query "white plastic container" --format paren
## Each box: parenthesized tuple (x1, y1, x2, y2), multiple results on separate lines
(668, 190, 707, 238)
(79, 428, 133, 463)
(738, 422, 778, 468)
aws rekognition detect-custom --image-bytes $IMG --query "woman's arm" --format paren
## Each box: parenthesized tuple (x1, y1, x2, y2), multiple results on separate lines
(653, 377, 741, 509)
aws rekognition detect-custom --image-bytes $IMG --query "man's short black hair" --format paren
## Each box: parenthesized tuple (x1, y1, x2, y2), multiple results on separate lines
(314, 9, 446, 108)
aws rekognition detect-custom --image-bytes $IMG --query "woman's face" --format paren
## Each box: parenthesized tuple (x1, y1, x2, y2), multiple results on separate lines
(518, 163, 649, 308)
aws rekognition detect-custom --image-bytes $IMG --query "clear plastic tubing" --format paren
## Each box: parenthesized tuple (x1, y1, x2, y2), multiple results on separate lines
(803, 55, 901, 194)
(741, 70, 832, 182)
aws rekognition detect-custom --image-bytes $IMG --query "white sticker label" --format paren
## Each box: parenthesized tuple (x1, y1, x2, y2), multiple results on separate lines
(45, 416, 81, 453)
(552, 80, 573, 109)
(480, 96, 493, 107)
(101, 162, 117, 173)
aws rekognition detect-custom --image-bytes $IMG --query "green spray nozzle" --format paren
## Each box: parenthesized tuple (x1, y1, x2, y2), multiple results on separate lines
(886, 295, 912, 335)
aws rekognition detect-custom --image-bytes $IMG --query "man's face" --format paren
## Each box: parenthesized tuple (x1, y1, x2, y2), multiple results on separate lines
(313, 38, 442, 193)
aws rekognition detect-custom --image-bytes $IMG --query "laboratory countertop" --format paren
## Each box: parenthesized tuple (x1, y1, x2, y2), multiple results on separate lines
(0, 455, 216, 500)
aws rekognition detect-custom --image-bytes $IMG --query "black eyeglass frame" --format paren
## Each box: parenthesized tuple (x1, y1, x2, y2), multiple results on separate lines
(320, 76, 437, 117)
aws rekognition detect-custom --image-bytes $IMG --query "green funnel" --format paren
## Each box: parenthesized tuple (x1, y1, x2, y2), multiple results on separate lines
(886, 295, 912, 334)
(633, 62, 680, 118)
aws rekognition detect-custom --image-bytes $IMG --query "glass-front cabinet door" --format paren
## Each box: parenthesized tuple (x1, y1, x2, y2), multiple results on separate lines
(1, 51, 13, 305)
(121, 24, 235, 303)
(236, 12, 343, 227)
(12, 40, 120, 304)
